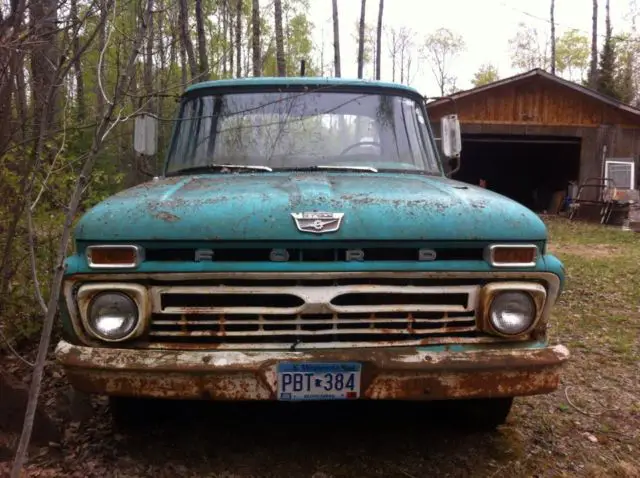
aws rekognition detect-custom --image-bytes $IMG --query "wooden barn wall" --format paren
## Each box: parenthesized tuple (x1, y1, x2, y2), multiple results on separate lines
(426, 76, 640, 127)
(426, 76, 640, 201)
(428, 122, 640, 201)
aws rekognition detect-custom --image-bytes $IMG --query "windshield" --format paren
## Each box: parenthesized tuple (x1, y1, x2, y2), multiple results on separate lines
(165, 89, 442, 175)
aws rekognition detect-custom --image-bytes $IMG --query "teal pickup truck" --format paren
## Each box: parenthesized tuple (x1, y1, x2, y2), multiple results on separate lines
(55, 77, 569, 429)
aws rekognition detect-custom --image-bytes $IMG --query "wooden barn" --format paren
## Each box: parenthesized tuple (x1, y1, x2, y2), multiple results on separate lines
(426, 68, 640, 219)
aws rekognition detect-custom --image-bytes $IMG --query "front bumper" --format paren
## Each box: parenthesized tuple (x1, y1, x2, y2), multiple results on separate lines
(55, 341, 570, 401)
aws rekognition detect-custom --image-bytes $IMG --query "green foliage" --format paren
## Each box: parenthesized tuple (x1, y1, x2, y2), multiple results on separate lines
(261, 0, 317, 77)
(611, 34, 638, 104)
(471, 63, 499, 88)
(509, 22, 550, 72)
(597, 33, 618, 99)
(351, 21, 377, 79)
(422, 27, 465, 95)
(555, 29, 590, 82)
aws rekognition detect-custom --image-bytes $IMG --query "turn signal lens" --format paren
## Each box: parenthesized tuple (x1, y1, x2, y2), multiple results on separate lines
(486, 245, 537, 267)
(86, 245, 142, 268)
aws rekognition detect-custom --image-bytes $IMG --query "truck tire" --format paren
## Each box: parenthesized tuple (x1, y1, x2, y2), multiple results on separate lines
(108, 396, 151, 430)
(450, 397, 514, 430)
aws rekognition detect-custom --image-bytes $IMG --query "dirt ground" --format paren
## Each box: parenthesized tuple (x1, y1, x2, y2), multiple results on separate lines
(1, 217, 639, 478)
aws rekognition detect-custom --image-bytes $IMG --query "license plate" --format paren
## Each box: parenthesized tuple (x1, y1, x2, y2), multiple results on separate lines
(276, 362, 362, 401)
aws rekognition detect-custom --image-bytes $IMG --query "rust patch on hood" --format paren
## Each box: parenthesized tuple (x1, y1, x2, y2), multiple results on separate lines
(154, 211, 181, 222)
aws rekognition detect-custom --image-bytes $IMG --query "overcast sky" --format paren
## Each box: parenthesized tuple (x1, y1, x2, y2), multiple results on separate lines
(306, 0, 637, 96)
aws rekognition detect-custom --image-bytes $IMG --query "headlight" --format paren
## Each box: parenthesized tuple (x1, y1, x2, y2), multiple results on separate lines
(87, 292, 139, 341)
(489, 291, 536, 335)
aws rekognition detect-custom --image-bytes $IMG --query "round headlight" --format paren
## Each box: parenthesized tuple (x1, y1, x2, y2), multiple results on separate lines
(87, 292, 139, 341)
(489, 291, 536, 335)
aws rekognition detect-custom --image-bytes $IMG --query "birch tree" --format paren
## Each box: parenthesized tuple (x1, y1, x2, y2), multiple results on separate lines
(274, 0, 285, 76)
(422, 27, 466, 95)
(357, 0, 366, 78)
(332, 0, 341, 77)
(376, 0, 384, 80)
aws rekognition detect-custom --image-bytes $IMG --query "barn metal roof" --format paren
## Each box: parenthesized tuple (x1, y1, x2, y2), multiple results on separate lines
(426, 68, 640, 117)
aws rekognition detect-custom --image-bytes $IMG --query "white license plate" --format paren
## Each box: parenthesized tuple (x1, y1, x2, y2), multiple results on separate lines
(276, 362, 362, 401)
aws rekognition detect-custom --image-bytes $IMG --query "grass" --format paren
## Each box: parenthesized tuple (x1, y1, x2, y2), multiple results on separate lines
(1, 216, 639, 477)
(508, 216, 640, 476)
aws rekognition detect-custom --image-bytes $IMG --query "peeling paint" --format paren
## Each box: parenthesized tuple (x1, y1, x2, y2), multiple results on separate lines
(55, 341, 569, 401)
(73, 173, 549, 242)
(154, 211, 181, 222)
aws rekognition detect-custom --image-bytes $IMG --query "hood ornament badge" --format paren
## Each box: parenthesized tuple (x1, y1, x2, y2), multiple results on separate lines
(291, 212, 345, 234)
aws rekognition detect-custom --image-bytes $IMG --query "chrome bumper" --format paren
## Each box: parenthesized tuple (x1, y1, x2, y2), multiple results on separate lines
(55, 340, 570, 401)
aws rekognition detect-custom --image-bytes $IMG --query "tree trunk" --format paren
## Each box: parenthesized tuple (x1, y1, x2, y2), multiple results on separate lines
(0, 2, 27, 145)
(357, 0, 366, 79)
(178, 0, 198, 81)
(236, 0, 242, 77)
(251, 0, 261, 76)
(274, 0, 285, 76)
(589, 0, 598, 87)
(332, 0, 341, 77)
(29, 0, 60, 134)
(180, 29, 188, 86)
(400, 43, 405, 85)
(195, 0, 209, 80)
(388, 29, 398, 83)
(157, 0, 166, 161)
(70, 0, 85, 122)
(550, 0, 556, 74)
(228, 2, 234, 76)
(97, 0, 106, 116)
(144, 0, 154, 111)
(222, 0, 228, 77)
(14, 58, 27, 141)
(376, 0, 383, 80)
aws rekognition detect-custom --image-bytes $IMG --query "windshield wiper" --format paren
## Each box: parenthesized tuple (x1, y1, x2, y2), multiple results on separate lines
(169, 163, 273, 175)
(281, 165, 379, 173)
(374, 168, 441, 176)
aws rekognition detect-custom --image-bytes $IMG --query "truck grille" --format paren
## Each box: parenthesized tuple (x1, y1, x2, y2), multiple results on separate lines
(147, 281, 482, 349)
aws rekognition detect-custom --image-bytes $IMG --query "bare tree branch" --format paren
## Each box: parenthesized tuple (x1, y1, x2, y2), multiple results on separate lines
(10, 1, 153, 474)
(26, 206, 47, 315)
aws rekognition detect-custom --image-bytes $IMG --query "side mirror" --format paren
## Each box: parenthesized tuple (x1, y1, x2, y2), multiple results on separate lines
(134, 114, 158, 156)
(440, 114, 461, 158)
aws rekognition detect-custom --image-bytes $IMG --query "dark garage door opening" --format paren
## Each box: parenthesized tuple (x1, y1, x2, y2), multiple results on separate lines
(453, 134, 581, 212)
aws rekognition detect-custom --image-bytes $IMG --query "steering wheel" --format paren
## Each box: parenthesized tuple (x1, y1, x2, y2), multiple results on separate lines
(339, 141, 382, 156)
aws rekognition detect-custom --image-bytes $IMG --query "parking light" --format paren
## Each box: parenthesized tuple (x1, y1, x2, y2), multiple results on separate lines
(86, 245, 143, 269)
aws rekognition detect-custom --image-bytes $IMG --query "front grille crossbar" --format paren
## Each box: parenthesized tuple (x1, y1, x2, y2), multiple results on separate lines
(151, 285, 478, 315)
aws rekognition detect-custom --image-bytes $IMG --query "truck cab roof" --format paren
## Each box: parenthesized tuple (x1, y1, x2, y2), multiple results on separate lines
(184, 77, 422, 96)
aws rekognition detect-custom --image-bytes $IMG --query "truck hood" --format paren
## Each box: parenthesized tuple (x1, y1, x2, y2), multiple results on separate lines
(75, 173, 547, 242)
